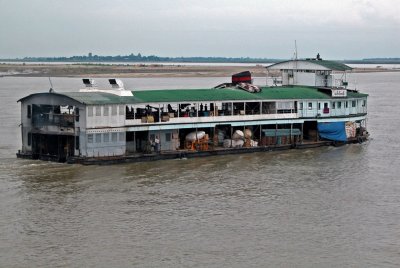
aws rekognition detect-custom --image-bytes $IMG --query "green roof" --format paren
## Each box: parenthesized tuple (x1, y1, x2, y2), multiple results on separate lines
(312, 60, 353, 71)
(19, 86, 367, 105)
(59, 86, 367, 105)
(258, 86, 331, 99)
(267, 60, 352, 71)
(347, 90, 368, 98)
(133, 88, 259, 102)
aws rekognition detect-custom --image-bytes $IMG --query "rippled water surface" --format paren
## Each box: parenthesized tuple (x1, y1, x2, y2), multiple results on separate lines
(0, 74, 399, 267)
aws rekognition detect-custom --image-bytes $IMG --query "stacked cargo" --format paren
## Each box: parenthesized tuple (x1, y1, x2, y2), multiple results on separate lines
(222, 129, 258, 148)
(185, 131, 209, 151)
(345, 122, 357, 138)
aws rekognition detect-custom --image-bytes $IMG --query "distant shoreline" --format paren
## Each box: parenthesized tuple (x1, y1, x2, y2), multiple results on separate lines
(2, 54, 400, 65)
(1, 63, 399, 78)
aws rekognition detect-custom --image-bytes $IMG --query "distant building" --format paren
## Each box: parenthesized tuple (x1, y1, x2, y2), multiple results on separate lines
(88, 52, 92, 58)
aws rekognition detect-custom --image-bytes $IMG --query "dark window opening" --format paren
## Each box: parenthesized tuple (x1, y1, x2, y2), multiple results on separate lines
(165, 133, 171, 142)
(27, 105, 31, 118)
(323, 103, 329, 114)
(75, 108, 79, 122)
(28, 132, 32, 146)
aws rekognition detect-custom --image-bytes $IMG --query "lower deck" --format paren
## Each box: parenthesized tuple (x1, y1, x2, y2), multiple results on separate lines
(17, 134, 368, 165)
(18, 118, 368, 164)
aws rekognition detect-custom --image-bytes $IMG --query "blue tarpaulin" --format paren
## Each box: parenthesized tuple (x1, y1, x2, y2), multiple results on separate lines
(317, 122, 347, 142)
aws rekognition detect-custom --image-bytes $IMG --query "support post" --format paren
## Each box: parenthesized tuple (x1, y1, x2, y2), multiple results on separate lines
(230, 126, 233, 147)
(290, 123, 293, 145)
(158, 104, 161, 123)
(133, 131, 136, 153)
(301, 123, 304, 143)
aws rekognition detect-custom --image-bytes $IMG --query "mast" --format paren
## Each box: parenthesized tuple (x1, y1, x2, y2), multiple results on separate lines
(293, 40, 298, 85)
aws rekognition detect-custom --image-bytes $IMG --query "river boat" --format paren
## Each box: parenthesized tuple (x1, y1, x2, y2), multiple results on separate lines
(16, 57, 369, 164)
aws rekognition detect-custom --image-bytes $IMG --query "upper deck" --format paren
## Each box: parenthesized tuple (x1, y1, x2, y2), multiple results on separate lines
(55, 85, 367, 105)
(19, 85, 368, 133)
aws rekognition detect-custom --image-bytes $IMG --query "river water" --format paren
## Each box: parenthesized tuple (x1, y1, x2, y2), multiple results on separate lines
(0, 73, 399, 267)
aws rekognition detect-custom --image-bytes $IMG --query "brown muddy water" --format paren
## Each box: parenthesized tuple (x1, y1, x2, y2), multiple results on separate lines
(0, 74, 399, 267)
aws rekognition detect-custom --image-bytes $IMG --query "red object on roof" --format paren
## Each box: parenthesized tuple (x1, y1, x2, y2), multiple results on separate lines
(232, 71, 252, 84)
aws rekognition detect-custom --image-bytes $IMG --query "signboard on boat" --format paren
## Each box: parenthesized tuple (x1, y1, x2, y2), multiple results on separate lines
(331, 89, 347, 97)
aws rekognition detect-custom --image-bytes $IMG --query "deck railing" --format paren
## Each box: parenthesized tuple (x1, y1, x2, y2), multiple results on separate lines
(32, 113, 76, 128)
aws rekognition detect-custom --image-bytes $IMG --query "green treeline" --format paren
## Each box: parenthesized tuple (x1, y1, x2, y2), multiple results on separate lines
(2, 53, 400, 64)
(4, 53, 281, 63)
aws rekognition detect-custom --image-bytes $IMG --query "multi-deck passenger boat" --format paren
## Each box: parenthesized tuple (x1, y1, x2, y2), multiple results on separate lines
(17, 58, 368, 164)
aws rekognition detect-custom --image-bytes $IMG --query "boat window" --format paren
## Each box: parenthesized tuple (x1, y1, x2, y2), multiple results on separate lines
(119, 105, 125, 115)
(126, 106, 135, 119)
(75, 136, 79, 150)
(104, 106, 109, 116)
(338, 102, 342, 108)
(103, 133, 110, 143)
(95, 134, 101, 143)
(27, 105, 31, 118)
(96, 106, 101, 116)
(299, 103, 303, 110)
(262, 102, 275, 114)
(332, 102, 336, 109)
(165, 133, 171, 142)
(352, 100, 356, 107)
(87, 134, 93, 143)
(308, 102, 312, 110)
(88, 107, 93, 117)
(112, 105, 117, 116)
(362, 100, 366, 107)
(277, 101, 294, 114)
(75, 108, 79, 122)
(28, 132, 32, 146)
(112, 133, 118, 142)
(318, 103, 321, 110)
(119, 132, 125, 141)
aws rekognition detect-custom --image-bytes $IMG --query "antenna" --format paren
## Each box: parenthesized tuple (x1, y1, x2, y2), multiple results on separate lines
(293, 40, 298, 85)
(48, 77, 54, 93)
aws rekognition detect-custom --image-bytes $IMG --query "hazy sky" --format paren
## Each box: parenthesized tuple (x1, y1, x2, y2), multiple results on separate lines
(1, 0, 399, 59)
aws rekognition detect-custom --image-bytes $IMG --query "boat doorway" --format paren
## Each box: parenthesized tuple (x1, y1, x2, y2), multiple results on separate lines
(126, 131, 152, 154)
(303, 121, 318, 141)
(214, 124, 232, 146)
(31, 133, 75, 162)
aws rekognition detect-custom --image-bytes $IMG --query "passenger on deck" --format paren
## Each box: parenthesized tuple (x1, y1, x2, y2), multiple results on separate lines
(154, 136, 160, 153)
